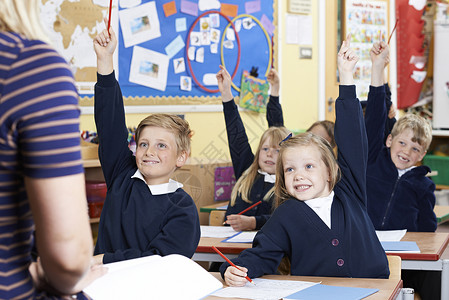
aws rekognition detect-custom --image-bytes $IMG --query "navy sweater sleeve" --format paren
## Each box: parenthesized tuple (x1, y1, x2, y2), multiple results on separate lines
(94, 71, 134, 185)
(266, 95, 284, 127)
(223, 100, 254, 179)
(384, 83, 396, 141)
(417, 177, 438, 232)
(335, 85, 369, 206)
(365, 85, 387, 166)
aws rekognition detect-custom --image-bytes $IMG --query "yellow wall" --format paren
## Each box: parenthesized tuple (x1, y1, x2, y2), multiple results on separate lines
(80, 2, 319, 160)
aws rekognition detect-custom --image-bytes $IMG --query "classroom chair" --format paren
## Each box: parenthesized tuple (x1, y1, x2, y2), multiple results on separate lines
(387, 255, 402, 280)
(209, 210, 226, 226)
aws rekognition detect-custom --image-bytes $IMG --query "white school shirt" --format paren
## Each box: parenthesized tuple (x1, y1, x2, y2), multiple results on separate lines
(257, 169, 276, 183)
(304, 191, 335, 229)
(132, 169, 183, 195)
(397, 166, 415, 178)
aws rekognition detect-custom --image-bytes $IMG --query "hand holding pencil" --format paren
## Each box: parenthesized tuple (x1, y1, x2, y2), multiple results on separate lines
(212, 246, 255, 287)
(223, 201, 262, 231)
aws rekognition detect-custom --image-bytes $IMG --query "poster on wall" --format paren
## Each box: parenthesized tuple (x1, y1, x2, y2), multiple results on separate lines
(344, 0, 388, 99)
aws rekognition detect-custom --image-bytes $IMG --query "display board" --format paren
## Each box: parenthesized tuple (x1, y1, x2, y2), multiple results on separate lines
(40, 0, 276, 106)
(343, 0, 388, 99)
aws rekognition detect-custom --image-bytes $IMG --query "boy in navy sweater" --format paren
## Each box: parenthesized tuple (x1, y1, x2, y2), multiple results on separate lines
(365, 42, 438, 300)
(365, 42, 436, 233)
(92, 20, 200, 264)
(219, 35, 389, 285)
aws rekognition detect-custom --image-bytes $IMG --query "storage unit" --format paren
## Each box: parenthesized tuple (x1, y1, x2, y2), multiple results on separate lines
(433, 21, 449, 129)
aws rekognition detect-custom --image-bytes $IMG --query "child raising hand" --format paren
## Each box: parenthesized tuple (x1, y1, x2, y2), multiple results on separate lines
(216, 66, 290, 232)
(220, 35, 389, 285)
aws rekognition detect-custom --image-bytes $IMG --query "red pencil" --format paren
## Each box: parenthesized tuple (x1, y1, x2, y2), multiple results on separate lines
(238, 200, 262, 215)
(223, 200, 262, 225)
(212, 246, 255, 285)
(387, 18, 399, 45)
(107, 0, 113, 36)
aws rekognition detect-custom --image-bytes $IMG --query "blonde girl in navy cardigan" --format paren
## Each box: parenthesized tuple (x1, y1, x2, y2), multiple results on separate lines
(217, 65, 290, 231)
(220, 35, 389, 285)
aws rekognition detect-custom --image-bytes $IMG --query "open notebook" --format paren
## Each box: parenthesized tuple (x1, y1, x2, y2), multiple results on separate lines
(83, 254, 222, 300)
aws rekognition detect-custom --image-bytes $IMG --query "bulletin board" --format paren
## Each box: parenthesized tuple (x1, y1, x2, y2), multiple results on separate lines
(42, 0, 277, 107)
(343, 0, 388, 99)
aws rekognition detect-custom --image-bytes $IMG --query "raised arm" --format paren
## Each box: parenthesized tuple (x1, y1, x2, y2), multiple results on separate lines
(266, 69, 284, 127)
(94, 19, 132, 183)
(217, 65, 254, 178)
(335, 34, 368, 204)
(364, 42, 389, 162)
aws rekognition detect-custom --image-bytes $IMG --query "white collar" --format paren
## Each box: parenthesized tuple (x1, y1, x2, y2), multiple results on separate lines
(258, 169, 276, 183)
(132, 169, 183, 195)
(304, 191, 334, 208)
(397, 166, 415, 178)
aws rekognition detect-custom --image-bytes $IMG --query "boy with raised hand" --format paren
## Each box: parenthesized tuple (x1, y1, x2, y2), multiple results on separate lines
(365, 41, 438, 300)
(365, 41, 436, 233)
(92, 19, 200, 264)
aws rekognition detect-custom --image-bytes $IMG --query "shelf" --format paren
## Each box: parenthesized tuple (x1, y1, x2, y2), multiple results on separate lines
(83, 159, 101, 168)
(432, 130, 449, 137)
(90, 217, 100, 224)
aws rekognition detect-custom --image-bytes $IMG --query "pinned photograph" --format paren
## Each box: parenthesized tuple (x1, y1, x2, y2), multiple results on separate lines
(129, 46, 169, 91)
(242, 17, 256, 29)
(201, 32, 211, 45)
(210, 28, 220, 43)
(173, 57, 185, 74)
(235, 19, 242, 32)
(119, 2, 161, 48)
(180, 76, 192, 91)
(210, 43, 218, 54)
(188, 46, 196, 61)
(200, 17, 211, 32)
(226, 28, 235, 41)
(196, 47, 204, 63)
(223, 40, 234, 49)
(210, 13, 220, 27)
(190, 32, 202, 46)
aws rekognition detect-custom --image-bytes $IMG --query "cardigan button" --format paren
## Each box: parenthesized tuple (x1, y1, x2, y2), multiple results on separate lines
(332, 239, 339, 246)
(337, 259, 344, 267)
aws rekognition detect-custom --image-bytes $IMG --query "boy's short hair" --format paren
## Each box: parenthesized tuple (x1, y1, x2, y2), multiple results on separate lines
(135, 114, 192, 155)
(390, 114, 432, 150)
(306, 120, 336, 148)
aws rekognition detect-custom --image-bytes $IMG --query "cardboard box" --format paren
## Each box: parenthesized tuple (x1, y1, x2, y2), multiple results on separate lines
(173, 159, 232, 225)
(81, 139, 99, 160)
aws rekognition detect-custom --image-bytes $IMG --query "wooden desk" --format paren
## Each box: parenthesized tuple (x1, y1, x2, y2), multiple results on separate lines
(194, 232, 449, 300)
(200, 202, 228, 213)
(205, 273, 403, 300)
(193, 237, 251, 262)
(436, 205, 449, 225)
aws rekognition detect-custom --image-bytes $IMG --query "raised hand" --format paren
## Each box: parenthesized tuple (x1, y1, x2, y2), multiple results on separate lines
(93, 17, 117, 75)
(369, 42, 389, 86)
(216, 65, 233, 102)
(267, 69, 280, 97)
(337, 34, 359, 85)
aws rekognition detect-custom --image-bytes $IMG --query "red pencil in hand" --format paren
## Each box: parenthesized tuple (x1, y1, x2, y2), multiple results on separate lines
(212, 246, 256, 285)
(107, 0, 113, 36)
(223, 200, 262, 225)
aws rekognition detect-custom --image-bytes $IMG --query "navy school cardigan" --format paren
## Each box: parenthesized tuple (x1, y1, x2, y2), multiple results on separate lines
(220, 85, 390, 279)
(223, 96, 283, 229)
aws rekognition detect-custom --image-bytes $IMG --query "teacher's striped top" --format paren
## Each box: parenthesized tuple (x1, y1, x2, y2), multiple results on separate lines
(0, 31, 85, 299)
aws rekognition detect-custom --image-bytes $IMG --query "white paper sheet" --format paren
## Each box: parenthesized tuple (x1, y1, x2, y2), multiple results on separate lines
(210, 278, 319, 300)
(375, 229, 407, 242)
(200, 225, 239, 238)
(119, 1, 161, 48)
(223, 231, 257, 243)
(129, 46, 169, 91)
(84, 254, 222, 300)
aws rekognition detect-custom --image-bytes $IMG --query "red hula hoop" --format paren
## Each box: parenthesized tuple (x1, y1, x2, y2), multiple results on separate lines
(185, 11, 241, 94)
